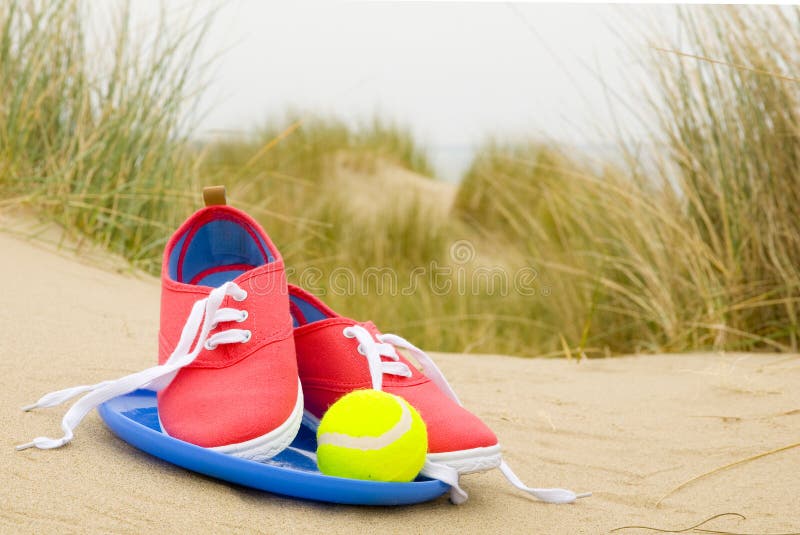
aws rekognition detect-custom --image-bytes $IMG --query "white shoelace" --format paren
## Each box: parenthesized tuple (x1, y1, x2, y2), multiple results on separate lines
(342, 324, 591, 505)
(17, 282, 251, 451)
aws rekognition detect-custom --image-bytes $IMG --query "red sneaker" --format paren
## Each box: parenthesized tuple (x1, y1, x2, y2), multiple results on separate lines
(288, 285, 587, 504)
(18, 192, 302, 462)
(155, 202, 302, 459)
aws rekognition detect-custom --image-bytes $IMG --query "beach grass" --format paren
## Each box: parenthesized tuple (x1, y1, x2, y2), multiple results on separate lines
(0, 0, 203, 273)
(450, 7, 800, 356)
(2, 2, 799, 357)
(646, 6, 800, 352)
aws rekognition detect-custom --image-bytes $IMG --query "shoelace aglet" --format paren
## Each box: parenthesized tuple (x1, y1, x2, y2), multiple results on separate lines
(499, 460, 590, 504)
(16, 435, 70, 451)
(525, 488, 581, 504)
(21, 403, 38, 412)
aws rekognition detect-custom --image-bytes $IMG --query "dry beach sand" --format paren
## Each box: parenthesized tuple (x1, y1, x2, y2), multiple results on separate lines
(2, 229, 799, 534)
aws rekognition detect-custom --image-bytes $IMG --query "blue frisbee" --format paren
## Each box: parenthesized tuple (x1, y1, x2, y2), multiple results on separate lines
(97, 389, 449, 505)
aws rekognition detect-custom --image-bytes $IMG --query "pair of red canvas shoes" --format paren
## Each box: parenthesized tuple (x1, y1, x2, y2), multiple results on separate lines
(18, 190, 586, 504)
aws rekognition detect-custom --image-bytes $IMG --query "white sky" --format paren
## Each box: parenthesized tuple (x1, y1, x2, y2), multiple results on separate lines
(122, 2, 680, 179)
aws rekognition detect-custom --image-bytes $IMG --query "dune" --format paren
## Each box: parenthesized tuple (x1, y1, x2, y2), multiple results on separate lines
(2, 229, 799, 534)
(331, 153, 457, 214)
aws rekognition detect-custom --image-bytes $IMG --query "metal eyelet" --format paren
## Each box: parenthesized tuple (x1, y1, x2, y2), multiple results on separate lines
(238, 310, 249, 322)
(241, 330, 252, 343)
(342, 327, 355, 338)
(357, 344, 366, 355)
(203, 340, 217, 351)
(233, 290, 248, 302)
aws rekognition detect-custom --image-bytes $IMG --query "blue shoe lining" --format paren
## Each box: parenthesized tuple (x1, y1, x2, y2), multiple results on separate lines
(169, 219, 273, 285)
(289, 294, 330, 327)
(194, 270, 249, 287)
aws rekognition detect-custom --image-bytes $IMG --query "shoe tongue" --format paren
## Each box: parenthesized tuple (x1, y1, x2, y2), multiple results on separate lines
(347, 320, 395, 347)
(294, 316, 423, 382)
(357, 321, 425, 381)
(304, 317, 372, 332)
(230, 262, 280, 284)
(214, 263, 284, 309)
(358, 320, 381, 337)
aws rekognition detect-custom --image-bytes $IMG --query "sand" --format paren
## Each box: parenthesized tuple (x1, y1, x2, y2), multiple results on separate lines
(2, 229, 799, 534)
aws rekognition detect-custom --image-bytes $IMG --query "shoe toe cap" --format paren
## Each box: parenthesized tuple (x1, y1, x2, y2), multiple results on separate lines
(391, 381, 498, 454)
(158, 343, 299, 448)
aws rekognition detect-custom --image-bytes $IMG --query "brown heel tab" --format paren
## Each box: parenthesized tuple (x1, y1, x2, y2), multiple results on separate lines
(203, 186, 227, 207)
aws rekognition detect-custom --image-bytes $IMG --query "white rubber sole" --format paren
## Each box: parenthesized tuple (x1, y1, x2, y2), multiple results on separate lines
(427, 445, 502, 474)
(303, 409, 502, 475)
(160, 380, 304, 462)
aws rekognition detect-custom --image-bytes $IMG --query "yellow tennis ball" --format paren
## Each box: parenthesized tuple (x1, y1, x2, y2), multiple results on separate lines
(316, 389, 428, 482)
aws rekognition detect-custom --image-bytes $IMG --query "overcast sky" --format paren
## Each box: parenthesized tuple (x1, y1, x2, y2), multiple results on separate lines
(121, 2, 680, 179)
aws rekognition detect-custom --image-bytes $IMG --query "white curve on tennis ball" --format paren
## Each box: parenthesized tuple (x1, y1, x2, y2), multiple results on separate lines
(317, 397, 413, 451)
